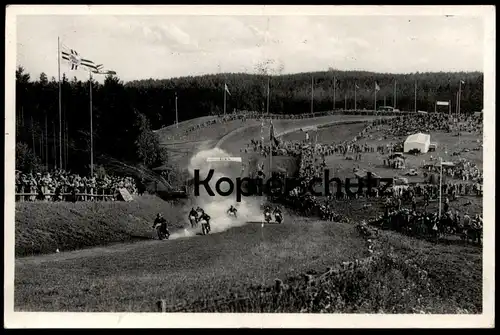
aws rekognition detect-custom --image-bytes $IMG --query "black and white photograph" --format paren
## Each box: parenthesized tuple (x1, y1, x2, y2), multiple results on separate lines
(4, 5, 495, 328)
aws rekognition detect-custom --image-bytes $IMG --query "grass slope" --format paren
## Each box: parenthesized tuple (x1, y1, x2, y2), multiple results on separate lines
(170, 230, 482, 313)
(15, 220, 368, 312)
(14, 115, 483, 313)
(15, 195, 188, 257)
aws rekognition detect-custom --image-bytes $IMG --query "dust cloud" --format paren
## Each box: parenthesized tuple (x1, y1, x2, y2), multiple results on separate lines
(169, 148, 264, 240)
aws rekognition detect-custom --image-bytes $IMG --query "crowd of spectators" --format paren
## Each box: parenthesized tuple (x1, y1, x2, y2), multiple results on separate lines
(15, 169, 138, 202)
(248, 112, 483, 238)
(181, 108, 410, 138)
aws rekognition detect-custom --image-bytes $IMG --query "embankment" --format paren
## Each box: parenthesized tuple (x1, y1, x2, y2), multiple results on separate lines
(15, 195, 188, 257)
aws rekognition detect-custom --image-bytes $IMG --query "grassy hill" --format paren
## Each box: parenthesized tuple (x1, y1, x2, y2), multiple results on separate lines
(14, 219, 482, 313)
(14, 220, 369, 311)
(15, 195, 188, 257)
(14, 114, 483, 314)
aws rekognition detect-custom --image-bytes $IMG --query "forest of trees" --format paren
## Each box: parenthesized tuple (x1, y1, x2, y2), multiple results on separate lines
(15, 65, 483, 176)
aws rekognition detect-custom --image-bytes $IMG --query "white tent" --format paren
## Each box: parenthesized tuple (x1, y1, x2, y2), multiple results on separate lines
(404, 133, 431, 153)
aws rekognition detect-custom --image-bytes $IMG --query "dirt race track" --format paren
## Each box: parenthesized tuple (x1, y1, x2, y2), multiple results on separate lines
(14, 115, 483, 313)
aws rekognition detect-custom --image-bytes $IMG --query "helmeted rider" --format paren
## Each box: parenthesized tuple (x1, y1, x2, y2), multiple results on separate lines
(199, 211, 210, 224)
(195, 207, 205, 222)
(189, 207, 198, 218)
(199, 211, 211, 232)
(227, 205, 238, 217)
(273, 206, 283, 222)
(152, 213, 169, 238)
(264, 205, 271, 220)
(273, 206, 282, 216)
(188, 207, 198, 226)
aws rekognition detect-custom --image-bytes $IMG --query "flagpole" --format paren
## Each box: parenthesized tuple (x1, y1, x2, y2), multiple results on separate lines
(344, 94, 347, 110)
(65, 120, 68, 168)
(175, 92, 178, 128)
(57, 36, 62, 170)
(414, 80, 417, 113)
(384, 96, 386, 107)
(311, 76, 314, 114)
(354, 83, 357, 110)
(394, 80, 397, 109)
(89, 71, 94, 177)
(269, 122, 272, 180)
(267, 76, 270, 116)
(374, 83, 377, 112)
(53, 121, 57, 168)
(439, 157, 443, 219)
(224, 82, 226, 116)
(31, 115, 35, 156)
(458, 81, 462, 117)
(333, 76, 336, 110)
(45, 112, 48, 170)
(62, 102, 65, 169)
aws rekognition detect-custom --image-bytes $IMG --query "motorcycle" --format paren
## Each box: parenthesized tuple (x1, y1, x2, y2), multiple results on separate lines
(264, 211, 272, 224)
(154, 224, 170, 240)
(198, 215, 211, 235)
(275, 213, 283, 224)
(201, 220, 211, 235)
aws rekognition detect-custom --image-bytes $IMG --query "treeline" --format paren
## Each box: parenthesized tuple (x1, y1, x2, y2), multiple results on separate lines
(15, 65, 483, 175)
(15, 66, 167, 176)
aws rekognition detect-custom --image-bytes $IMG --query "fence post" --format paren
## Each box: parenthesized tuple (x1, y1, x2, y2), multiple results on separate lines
(156, 299, 168, 312)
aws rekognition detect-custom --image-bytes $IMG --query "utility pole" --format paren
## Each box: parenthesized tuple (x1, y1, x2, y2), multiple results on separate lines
(394, 80, 397, 109)
(175, 92, 179, 128)
(333, 75, 336, 110)
(310, 76, 314, 114)
(414, 80, 417, 113)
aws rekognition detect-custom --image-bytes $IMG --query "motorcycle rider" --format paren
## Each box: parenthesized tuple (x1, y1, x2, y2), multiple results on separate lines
(264, 205, 272, 221)
(188, 207, 198, 227)
(152, 213, 170, 239)
(227, 205, 238, 218)
(273, 206, 283, 222)
(199, 211, 211, 233)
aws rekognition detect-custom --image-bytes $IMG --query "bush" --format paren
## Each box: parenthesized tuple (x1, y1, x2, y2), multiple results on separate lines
(134, 111, 168, 168)
(16, 142, 42, 173)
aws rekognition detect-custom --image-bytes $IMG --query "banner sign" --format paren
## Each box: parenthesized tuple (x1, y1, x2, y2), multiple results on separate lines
(436, 101, 450, 106)
(207, 157, 242, 162)
(118, 188, 134, 202)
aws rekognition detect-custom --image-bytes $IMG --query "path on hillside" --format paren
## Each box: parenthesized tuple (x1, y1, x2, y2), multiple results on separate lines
(216, 116, 382, 155)
(16, 116, 377, 265)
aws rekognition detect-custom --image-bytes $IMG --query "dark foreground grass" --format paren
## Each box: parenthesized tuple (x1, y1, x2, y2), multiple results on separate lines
(161, 230, 482, 314)
(15, 195, 188, 257)
(14, 219, 482, 313)
(15, 221, 368, 312)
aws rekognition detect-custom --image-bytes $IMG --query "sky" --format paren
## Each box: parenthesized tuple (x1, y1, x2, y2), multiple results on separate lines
(15, 9, 486, 83)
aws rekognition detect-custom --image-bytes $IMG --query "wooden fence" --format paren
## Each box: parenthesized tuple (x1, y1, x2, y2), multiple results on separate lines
(15, 192, 117, 202)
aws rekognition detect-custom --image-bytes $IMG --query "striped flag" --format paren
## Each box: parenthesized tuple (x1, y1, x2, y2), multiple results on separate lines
(225, 83, 231, 96)
(375, 81, 381, 92)
(92, 64, 117, 75)
(355, 83, 360, 89)
(460, 80, 465, 84)
(60, 44, 97, 72)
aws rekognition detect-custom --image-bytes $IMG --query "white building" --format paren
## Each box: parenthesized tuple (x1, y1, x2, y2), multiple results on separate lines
(404, 132, 431, 153)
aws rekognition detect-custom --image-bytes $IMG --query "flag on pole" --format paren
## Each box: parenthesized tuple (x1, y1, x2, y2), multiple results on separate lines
(60, 44, 97, 72)
(460, 80, 465, 84)
(269, 120, 280, 146)
(92, 64, 117, 75)
(355, 84, 360, 89)
(375, 81, 381, 92)
(225, 83, 231, 96)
